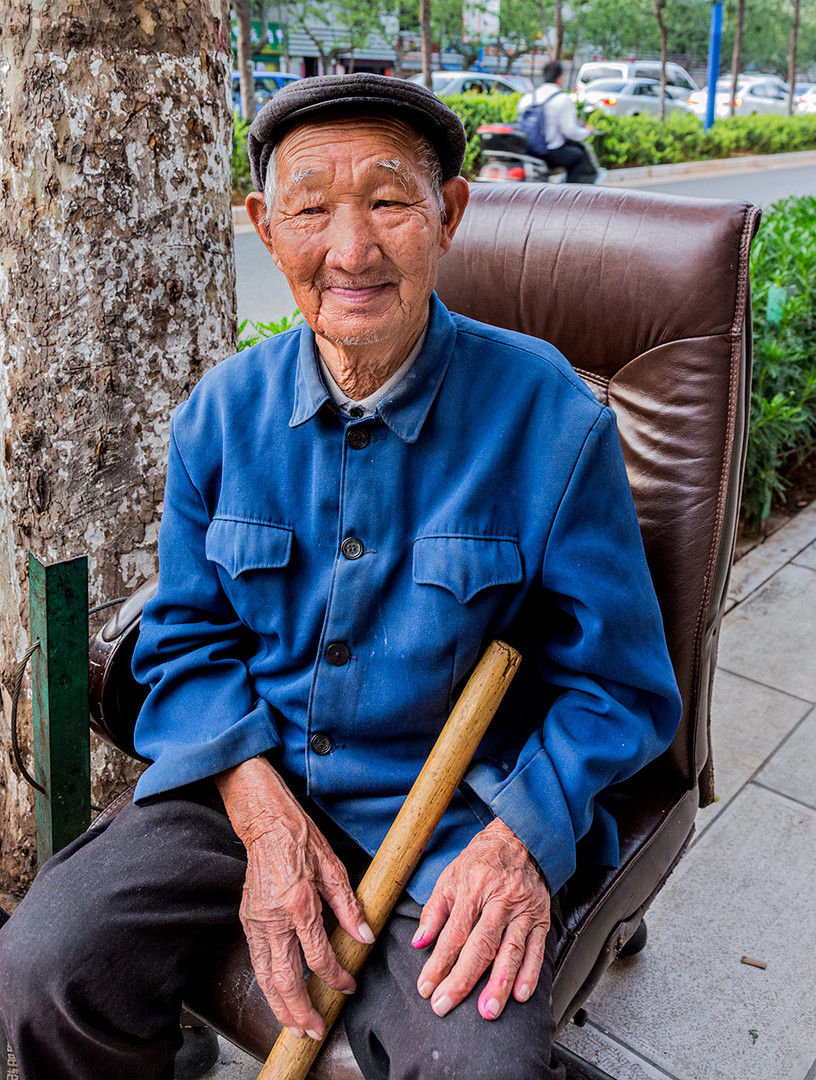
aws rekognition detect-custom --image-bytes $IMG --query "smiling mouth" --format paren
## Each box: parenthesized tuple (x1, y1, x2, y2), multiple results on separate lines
(321, 282, 393, 303)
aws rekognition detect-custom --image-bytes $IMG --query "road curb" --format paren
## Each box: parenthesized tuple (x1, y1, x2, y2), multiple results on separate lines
(602, 149, 816, 187)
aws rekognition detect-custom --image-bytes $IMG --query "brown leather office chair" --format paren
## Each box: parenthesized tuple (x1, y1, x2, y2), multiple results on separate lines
(89, 181, 760, 1078)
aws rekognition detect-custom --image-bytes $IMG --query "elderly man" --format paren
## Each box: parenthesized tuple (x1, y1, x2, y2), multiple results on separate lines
(0, 75, 681, 1080)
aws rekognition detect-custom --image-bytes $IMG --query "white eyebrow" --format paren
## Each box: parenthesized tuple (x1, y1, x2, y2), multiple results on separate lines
(376, 158, 413, 190)
(291, 167, 319, 186)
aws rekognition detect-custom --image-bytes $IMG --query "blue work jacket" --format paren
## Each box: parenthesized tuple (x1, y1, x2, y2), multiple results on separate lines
(132, 294, 681, 901)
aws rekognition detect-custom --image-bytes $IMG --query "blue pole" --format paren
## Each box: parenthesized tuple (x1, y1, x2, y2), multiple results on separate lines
(704, 1, 723, 132)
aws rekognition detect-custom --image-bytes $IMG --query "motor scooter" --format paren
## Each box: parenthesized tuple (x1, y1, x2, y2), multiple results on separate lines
(475, 123, 605, 185)
(474, 124, 558, 183)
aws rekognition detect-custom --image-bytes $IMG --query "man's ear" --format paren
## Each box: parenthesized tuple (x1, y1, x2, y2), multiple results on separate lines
(438, 177, 470, 255)
(245, 192, 281, 267)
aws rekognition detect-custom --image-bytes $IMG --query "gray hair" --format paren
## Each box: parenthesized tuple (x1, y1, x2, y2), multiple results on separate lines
(263, 130, 445, 223)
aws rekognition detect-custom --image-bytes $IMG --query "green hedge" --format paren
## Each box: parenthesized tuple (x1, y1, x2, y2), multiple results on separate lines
(745, 195, 816, 527)
(233, 109, 253, 202)
(590, 112, 816, 170)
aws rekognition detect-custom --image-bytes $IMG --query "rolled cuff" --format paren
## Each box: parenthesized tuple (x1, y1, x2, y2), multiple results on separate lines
(134, 699, 283, 802)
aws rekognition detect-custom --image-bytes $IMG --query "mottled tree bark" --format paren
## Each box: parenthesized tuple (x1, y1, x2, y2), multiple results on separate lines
(0, 0, 236, 893)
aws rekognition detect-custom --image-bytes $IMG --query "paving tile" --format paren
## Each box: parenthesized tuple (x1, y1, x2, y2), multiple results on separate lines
(717, 564, 816, 702)
(576, 785, 816, 1080)
(209, 1038, 257, 1079)
(794, 539, 816, 572)
(756, 705, 816, 811)
(727, 503, 816, 610)
(696, 671, 812, 830)
(558, 1023, 677, 1079)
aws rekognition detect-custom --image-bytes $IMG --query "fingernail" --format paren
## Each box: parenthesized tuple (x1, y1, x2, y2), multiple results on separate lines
(306, 1029, 322, 1041)
(432, 994, 453, 1017)
(483, 997, 501, 1019)
(287, 1027, 303, 1038)
(518, 983, 531, 1002)
(418, 981, 434, 999)
(358, 922, 375, 945)
(411, 924, 426, 946)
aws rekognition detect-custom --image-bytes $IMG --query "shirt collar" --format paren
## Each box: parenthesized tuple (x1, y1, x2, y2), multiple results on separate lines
(289, 293, 457, 443)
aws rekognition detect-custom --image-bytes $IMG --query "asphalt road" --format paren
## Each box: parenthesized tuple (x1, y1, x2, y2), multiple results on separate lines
(611, 163, 816, 204)
(235, 162, 816, 327)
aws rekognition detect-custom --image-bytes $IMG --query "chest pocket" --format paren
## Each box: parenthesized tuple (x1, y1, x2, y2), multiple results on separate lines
(205, 517, 293, 578)
(412, 535, 522, 604)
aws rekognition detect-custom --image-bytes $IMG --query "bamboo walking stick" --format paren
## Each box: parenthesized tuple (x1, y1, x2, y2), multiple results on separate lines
(256, 639, 521, 1080)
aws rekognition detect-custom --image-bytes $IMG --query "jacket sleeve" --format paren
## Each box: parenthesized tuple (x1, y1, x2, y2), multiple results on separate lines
(131, 410, 283, 801)
(464, 408, 682, 894)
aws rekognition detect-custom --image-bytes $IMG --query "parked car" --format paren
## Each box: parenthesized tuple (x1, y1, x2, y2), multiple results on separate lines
(232, 71, 300, 116)
(798, 86, 816, 114)
(688, 78, 789, 118)
(581, 78, 694, 118)
(407, 71, 522, 96)
(574, 60, 698, 97)
(501, 74, 536, 94)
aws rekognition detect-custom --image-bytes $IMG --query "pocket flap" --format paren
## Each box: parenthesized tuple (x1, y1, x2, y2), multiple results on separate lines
(205, 517, 293, 579)
(412, 535, 522, 603)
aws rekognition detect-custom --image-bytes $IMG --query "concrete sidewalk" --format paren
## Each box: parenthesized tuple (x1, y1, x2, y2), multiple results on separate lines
(207, 504, 816, 1080)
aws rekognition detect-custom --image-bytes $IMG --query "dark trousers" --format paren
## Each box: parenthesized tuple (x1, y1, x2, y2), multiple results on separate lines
(0, 785, 564, 1080)
(544, 140, 597, 184)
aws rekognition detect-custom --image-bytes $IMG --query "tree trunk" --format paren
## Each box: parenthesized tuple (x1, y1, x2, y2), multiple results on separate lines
(786, 0, 801, 116)
(420, 0, 433, 88)
(276, 2, 292, 72)
(235, 0, 256, 119)
(552, 0, 563, 61)
(652, 0, 669, 122)
(0, 0, 235, 895)
(728, 0, 746, 117)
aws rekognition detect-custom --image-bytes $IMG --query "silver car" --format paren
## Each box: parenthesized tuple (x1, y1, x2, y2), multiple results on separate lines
(581, 78, 694, 118)
(407, 71, 524, 96)
(688, 78, 789, 118)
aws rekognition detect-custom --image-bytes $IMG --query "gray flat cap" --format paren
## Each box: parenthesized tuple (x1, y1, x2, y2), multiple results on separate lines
(247, 73, 467, 191)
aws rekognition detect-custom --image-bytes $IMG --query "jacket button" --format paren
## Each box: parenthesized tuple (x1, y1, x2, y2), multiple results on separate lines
(346, 428, 370, 450)
(341, 536, 364, 560)
(310, 732, 334, 755)
(325, 642, 350, 666)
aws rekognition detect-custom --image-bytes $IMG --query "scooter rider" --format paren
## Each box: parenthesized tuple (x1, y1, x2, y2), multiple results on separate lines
(520, 61, 597, 183)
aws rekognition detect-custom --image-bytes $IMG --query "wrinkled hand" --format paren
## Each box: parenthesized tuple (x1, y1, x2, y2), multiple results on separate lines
(413, 818, 550, 1021)
(215, 757, 373, 1039)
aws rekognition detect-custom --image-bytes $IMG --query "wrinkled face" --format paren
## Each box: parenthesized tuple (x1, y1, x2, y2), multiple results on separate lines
(257, 115, 466, 353)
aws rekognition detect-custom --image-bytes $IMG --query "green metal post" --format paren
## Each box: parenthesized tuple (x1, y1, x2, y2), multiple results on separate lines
(28, 552, 90, 867)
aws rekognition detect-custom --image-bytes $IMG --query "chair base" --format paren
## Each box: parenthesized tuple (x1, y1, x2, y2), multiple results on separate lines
(175, 1013, 220, 1080)
(553, 1043, 618, 1080)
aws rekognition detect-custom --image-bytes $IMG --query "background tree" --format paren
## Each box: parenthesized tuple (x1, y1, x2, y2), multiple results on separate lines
(285, 0, 380, 73)
(728, 0, 746, 116)
(786, 0, 802, 115)
(420, 0, 433, 84)
(552, 0, 564, 60)
(494, 0, 547, 73)
(236, 0, 256, 117)
(0, 0, 235, 894)
(652, 0, 670, 120)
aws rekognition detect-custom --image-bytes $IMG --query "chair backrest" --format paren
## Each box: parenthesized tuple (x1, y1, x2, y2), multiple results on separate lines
(436, 182, 760, 803)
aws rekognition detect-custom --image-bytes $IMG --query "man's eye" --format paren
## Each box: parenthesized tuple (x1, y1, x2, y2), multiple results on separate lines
(373, 199, 403, 208)
(297, 206, 323, 215)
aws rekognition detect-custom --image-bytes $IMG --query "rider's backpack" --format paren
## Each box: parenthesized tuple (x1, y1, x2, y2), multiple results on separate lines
(518, 90, 561, 157)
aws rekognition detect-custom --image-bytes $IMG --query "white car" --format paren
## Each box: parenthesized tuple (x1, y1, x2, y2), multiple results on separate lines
(796, 85, 816, 113)
(574, 60, 698, 98)
(407, 71, 523, 96)
(581, 78, 695, 118)
(688, 78, 789, 119)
